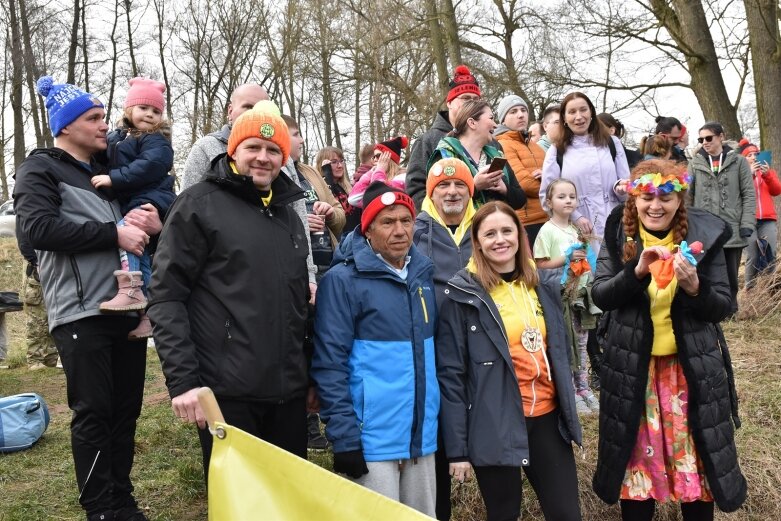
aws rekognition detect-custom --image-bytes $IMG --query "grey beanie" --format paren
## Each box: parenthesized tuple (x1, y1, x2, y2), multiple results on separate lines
(497, 95, 528, 124)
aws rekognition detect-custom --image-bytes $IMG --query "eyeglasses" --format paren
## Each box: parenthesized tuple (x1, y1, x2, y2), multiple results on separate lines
(697, 135, 716, 144)
(330, 159, 345, 165)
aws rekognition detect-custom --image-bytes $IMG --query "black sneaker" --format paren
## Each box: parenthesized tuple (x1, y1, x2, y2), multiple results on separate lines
(114, 506, 148, 521)
(308, 433, 331, 451)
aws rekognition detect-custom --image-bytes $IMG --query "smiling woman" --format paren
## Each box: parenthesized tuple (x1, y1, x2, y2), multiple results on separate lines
(426, 100, 527, 210)
(539, 92, 631, 254)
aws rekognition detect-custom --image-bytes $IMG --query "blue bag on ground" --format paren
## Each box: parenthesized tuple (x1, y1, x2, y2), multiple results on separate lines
(0, 393, 50, 453)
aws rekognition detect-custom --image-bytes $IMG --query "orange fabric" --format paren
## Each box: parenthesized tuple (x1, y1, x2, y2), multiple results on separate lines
(496, 131, 548, 225)
(649, 258, 675, 289)
(490, 281, 556, 417)
(227, 100, 291, 162)
(569, 258, 591, 277)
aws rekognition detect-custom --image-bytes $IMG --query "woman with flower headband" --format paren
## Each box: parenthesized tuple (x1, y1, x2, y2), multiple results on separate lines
(591, 159, 746, 520)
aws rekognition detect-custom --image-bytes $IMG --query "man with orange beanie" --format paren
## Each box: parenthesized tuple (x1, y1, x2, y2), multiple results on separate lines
(413, 158, 475, 520)
(149, 100, 312, 481)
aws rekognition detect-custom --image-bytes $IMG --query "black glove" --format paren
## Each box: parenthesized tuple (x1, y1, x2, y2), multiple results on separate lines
(333, 449, 368, 478)
(739, 227, 753, 238)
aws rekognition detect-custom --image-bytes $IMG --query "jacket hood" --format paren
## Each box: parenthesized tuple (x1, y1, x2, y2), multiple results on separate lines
(420, 196, 475, 245)
(433, 111, 454, 133)
(203, 153, 304, 208)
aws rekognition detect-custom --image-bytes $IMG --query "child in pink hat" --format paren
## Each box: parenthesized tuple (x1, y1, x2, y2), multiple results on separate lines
(90, 77, 175, 339)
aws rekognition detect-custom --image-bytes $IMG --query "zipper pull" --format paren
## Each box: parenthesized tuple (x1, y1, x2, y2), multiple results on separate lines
(290, 235, 299, 248)
(224, 319, 232, 339)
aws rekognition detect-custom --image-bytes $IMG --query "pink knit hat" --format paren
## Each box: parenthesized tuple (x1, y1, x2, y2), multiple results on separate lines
(124, 77, 166, 112)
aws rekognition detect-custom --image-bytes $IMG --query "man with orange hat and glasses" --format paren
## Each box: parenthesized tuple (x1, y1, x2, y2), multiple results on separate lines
(312, 182, 439, 516)
(407, 64, 489, 210)
(412, 157, 475, 520)
(149, 100, 312, 481)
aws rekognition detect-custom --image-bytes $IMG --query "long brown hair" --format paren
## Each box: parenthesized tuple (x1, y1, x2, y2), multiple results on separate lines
(555, 91, 612, 153)
(622, 159, 689, 262)
(471, 201, 539, 291)
(315, 146, 352, 192)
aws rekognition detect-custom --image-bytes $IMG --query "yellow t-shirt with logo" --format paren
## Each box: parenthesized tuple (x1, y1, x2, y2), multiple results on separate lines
(640, 225, 678, 356)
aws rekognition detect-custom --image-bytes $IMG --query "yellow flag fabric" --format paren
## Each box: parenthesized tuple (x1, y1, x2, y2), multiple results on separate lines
(208, 422, 434, 520)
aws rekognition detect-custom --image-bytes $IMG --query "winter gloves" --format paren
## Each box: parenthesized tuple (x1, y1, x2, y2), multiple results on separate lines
(333, 449, 368, 478)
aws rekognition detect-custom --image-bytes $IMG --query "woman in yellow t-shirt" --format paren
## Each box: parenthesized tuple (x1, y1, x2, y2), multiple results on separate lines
(592, 159, 746, 520)
(437, 201, 583, 521)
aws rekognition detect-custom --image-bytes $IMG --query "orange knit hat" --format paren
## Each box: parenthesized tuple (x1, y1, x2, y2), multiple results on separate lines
(227, 100, 290, 163)
(426, 158, 475, 197)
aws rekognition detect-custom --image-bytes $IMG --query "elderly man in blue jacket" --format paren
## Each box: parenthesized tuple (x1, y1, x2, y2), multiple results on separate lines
(312, 182, 439, 517)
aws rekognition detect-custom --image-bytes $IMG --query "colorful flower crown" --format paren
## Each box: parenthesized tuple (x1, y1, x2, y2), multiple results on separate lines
(630, 172, 690, 196)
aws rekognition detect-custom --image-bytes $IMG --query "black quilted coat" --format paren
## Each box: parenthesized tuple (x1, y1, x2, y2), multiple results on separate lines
(591, 205, 746, 512)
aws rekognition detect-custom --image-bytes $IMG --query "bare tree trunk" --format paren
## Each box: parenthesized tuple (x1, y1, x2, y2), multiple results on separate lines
(18, 0, 44, 147)
(8, 0, 27, 168)
(648, 0, 741, 138)
(67, 0, 80, 83)
(124, 0, 139, 77)
(440, 0, 462, 65)
(153, 0, 173, 122)
(106, 0, 120, 124)
(1, 34, 11, 200)
(81, 0, 89, 91)
(744, 0, 781, 154)
(424, 0, 449, 99)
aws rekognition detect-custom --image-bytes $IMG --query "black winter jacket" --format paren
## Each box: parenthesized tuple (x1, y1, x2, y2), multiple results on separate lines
(148, 154, 310, 401)
(591, 205, 746, 512)
(436, 270, 582, 467)
(107, 127, 175, 215)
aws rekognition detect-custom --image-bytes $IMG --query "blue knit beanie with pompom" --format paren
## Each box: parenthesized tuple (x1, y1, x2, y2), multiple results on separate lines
(36, 76, 104, 136)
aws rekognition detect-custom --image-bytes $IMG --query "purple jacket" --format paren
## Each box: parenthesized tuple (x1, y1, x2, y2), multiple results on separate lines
(539, 135, 630, 243)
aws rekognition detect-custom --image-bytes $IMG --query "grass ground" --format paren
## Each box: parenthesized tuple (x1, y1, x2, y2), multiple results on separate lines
(1, 237, 779, 520)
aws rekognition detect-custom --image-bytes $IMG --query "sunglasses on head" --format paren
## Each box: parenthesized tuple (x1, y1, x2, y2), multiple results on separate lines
(697, 135, 716, 144)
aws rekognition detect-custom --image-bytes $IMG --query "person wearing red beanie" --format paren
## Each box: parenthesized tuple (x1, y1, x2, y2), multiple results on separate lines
(312, 181, 439, 517)
(348, 136, 409, 207)
(406, 65, 487, 212)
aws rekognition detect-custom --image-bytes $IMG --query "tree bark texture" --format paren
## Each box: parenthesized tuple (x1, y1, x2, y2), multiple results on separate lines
(744, 0, 781, 155)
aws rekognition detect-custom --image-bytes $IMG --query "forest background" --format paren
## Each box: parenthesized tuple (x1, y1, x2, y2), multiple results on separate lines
(1, 0, 780, 200)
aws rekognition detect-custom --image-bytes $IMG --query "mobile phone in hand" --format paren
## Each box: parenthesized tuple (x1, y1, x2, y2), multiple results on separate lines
(322, 163, 335, 185)
(488, 157, 508, 173)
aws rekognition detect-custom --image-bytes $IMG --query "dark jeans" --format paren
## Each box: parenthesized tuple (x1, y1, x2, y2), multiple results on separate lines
(52, 316, 147, 516)
(723, 247, 742, 315)
(473, 410, 581, 521)
(197, 396, 308, 483)
(620, 498, 714, 521)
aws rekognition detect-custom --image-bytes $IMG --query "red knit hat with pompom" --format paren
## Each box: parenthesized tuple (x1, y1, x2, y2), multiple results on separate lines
(446, 65, 481, 102)
(375, 136, 409, 164)
(738, 137, 759, 157)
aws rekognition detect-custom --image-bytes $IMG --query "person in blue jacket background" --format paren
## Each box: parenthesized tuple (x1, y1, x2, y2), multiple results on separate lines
(312, 182, 439, 517)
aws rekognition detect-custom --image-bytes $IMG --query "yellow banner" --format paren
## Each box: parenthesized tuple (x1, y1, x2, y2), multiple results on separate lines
(208, 422, 433, 520)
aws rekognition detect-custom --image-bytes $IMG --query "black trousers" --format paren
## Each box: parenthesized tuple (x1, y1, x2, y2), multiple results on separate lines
(52, 316, 147, 516)
(473, 410, 581, 521)
(723, 247, 742, 315)
(197, 396, 308, 483)
(435, 424, 451, 520)
(620, 498, 714, 521)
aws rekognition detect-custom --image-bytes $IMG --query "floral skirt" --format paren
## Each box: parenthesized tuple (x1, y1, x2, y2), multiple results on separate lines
(620, 355, 713, 503)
